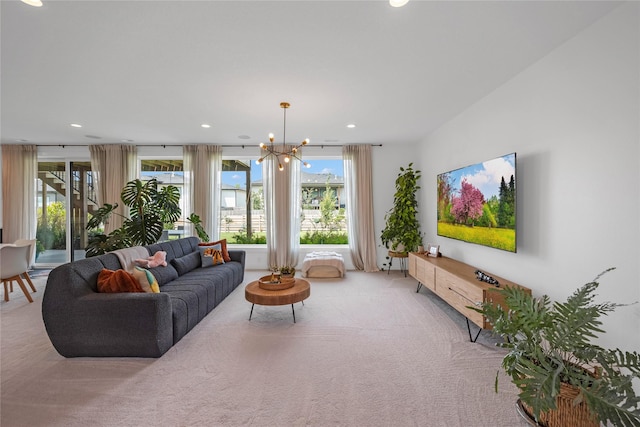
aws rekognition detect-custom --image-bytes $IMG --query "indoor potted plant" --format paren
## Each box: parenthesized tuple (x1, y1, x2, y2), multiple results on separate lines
(380, 163, 422, 254)
(474, 268, 640, 427)
(278, 266, 296, 278)
(86, 178, 181, 256)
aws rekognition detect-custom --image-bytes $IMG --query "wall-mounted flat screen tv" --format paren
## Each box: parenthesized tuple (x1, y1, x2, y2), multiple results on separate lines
(437, 152, 516, 252)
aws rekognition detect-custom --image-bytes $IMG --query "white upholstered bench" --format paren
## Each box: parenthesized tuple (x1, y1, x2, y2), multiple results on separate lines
(302, 251, 345, 278)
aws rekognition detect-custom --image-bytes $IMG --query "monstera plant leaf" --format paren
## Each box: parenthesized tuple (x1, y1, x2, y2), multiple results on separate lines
(86, 203, 119, 230)
(125, 213, 164, 246)
(121, 179, 155, 217)
(86, 227, 131, 257)
(154, 185, 181, 224)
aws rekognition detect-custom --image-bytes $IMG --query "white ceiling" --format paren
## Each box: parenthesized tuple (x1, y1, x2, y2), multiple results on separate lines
(1, 0, 621, 147)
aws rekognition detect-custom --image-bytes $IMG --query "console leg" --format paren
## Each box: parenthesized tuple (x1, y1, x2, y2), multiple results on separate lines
(249, 303, 254, 321)
(291, 304, 296, 323)
(466, 318, 482, 342)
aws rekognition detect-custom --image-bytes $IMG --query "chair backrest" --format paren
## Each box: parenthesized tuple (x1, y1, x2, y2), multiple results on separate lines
(0, 245, 30, 279)
(14, 239, 36, 268)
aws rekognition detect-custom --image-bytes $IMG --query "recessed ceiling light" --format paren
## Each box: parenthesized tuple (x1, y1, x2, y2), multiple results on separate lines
(21, 0, 43, 7)
(85, 135, 102, 139)
(70, 123, 82, 128)
(121, 139, 134, 143)
(238, 135, 251, 140)
(389, 0, 409, 7)
(346, 124, 356, 129)
(15, 139, 28, 142)
(201, 124, 211, 128)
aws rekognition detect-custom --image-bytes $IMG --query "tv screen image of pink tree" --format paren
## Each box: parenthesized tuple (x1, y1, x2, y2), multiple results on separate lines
(437, 153, 516, 252)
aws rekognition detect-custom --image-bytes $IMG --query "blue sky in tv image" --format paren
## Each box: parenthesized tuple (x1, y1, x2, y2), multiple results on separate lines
(443, 153, 515, 199)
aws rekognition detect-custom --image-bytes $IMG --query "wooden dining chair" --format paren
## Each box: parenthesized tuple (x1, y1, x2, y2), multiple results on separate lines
(13, 239, 37, 293)
(1, 245, 34, 303)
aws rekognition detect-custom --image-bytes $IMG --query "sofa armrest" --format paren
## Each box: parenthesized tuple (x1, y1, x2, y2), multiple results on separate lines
(44, 291, 173, 358)
(228, 250, 245, 268)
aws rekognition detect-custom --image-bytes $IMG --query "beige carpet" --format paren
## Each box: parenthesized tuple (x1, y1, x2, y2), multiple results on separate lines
(1, 270, 529, 427)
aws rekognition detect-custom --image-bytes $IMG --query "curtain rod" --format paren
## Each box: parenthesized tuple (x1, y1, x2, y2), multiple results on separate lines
(37, 144, 383, 148)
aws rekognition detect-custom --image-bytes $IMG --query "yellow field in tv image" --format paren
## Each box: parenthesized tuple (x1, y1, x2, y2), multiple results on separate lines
(437, 222, 516, 252)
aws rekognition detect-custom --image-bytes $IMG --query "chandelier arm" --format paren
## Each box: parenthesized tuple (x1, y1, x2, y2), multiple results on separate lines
(282, 105, 287, 151)
(257, 101, 310, 170)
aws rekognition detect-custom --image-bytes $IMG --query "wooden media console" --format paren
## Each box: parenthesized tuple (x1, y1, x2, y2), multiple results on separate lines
(408, 252, 531, 342)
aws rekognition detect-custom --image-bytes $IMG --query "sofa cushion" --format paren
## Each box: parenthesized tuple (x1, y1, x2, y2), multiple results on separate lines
(198, 244, 225, 268)
(131, 266, 160, 293)
(147, 237, 199, 263)
(198, 239, 231, 262)
(97, 268, 145, 293)
(148, 263, 179, 286)
(171, 251, 201, 276)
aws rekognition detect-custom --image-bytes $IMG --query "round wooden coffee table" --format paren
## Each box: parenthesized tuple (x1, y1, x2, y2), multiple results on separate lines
(245, 278, 310, 323)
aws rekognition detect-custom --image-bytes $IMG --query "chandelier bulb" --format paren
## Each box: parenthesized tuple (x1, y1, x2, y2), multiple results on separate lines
(259, 142, 265, 149)
(269, 133, 275, 143)
(256, 158, 263, 165)
(278, 163, 284, 171)
(303, 138, 309, 145)
(284, 156, 290, 163)
(304, 162, 311, 168)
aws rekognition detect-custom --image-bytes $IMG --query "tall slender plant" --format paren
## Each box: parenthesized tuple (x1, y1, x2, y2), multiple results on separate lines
(380, 163, 422, 253)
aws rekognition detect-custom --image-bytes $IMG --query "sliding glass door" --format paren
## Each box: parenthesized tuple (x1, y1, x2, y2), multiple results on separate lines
(36, 160, 94, 265)
(36, 161, 68, 264)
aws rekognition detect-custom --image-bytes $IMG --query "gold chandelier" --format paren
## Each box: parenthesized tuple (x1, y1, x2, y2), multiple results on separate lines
(256, 102, 311, 171)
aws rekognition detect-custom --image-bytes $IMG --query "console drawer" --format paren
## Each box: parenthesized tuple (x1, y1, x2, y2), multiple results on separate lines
(436, 269, 484, 327)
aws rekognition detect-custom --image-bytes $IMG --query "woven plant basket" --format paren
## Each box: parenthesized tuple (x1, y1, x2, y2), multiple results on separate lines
(520, 382, 599, 427)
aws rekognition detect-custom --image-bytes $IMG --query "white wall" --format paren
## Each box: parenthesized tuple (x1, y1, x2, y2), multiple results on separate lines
(419, 3, 639, 352)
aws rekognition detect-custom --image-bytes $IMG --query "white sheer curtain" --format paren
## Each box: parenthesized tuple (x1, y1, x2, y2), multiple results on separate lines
(343, 145, 379, 272)
(264, 146, 301, 269)
(89, 144, 138, 234)
(1, 145, 37, 243)
(183, 145, 222, 241)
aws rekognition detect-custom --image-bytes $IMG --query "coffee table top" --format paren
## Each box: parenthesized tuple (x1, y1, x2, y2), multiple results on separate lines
(245, 278, 310, 306)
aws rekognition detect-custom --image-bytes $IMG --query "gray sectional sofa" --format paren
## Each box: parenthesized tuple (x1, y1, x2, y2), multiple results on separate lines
(42, 237, 245, 358)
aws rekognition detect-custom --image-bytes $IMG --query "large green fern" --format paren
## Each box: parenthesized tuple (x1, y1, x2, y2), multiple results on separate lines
(474, 268, 640, 426)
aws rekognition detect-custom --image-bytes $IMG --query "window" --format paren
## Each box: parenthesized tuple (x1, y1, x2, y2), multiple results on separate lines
(140, 159, 185, 241)
(220, 157, 347, 245)
(300, 159, 347, 245)
(220, 159, 266, 244)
